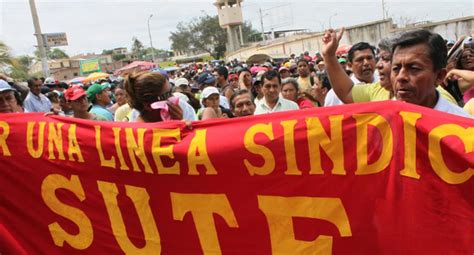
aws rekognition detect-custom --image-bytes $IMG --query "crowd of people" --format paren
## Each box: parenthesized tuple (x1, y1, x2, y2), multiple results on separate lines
(1, 29, 473, 123)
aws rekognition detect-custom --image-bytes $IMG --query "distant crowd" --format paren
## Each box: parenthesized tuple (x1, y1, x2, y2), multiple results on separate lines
(1, 29, 473, 122)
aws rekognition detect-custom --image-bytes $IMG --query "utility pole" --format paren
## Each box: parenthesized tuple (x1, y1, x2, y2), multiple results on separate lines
(329, 13, 338, 28)
(382, 0, 386, 20)
(147, 14, 156, 63)
(259, 8, 265, 42)
(28, 0, 50, 77)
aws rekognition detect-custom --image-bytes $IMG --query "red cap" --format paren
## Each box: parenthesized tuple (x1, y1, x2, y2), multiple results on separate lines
(228, 73, 238, 81)
(65, 86, 86, 101)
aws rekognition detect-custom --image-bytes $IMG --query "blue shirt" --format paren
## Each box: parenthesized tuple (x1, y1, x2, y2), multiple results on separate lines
(24, 92, 52, 113)
(90, 104, 114, 121)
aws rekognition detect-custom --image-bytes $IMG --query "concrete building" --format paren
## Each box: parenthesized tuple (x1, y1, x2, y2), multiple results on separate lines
(113, 47, 128, 55)
(29, 58, 80, 80)
(226, 15, 474, 62)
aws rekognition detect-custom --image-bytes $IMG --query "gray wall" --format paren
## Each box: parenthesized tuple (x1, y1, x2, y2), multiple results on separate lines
(226, 16, 473, 61)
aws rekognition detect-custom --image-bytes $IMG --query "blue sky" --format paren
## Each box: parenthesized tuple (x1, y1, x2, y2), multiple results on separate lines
(1, 0, 472, 56)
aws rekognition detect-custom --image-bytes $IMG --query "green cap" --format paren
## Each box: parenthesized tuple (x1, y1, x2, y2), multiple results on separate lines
(86, 83, 107, 101)
(338, 58, 347, 64)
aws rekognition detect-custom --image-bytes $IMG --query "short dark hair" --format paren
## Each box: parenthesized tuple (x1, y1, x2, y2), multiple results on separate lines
(317, 72, 332, 90)
(391, 29, 447, 71)
(262, 70, 281, 85)
(230, 89, 254, 109)
(348, 42, 376, 62)
(217, 66, 229, 80)
(297, 58, 309, 66)
(27, 77, 41, 87)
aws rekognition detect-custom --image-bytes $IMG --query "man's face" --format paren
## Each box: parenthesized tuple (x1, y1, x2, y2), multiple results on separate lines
(262, 77, 281, 103)
(377, 49, 392, 89)
(349, 48, 376, 83)
(70, 95, 89, 113)
(232, 93, 255, 117)
(390, 43, 445, 107)
(281, 83, 298, 102)
(297, 62, 310, 77)
(29, 80, 42, 96)
(96, 90, 111, 105)
(0, 91, 18, 113)
(213, 71, 225, 84)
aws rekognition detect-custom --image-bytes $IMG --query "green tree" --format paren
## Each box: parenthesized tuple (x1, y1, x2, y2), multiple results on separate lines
(34, 47, 68, 59)
(131, 37, 145, 60)
(241, 21, 263, 43)
(49, 48, 69, 59)
(113, 54, 127, 61)
(16, 55, 33, 68)
(102, 49, 113, 55)
(0, 41, 12, 66)
(169, 15, 260, 59)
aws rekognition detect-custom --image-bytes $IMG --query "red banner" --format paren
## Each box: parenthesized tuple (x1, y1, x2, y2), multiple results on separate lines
(1, 101, 473, 254)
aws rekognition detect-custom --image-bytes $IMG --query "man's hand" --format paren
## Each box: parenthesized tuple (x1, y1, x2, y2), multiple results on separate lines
(322, 27, 345, 57)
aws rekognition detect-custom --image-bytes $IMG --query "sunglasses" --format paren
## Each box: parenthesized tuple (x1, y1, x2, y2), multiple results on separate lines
(156, 91, 172, 101)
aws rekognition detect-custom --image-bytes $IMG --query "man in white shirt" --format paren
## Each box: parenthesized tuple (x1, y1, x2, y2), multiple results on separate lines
(255, 70, 299, 115)
(23, 77, 52, 113)
(325, 42, 378, 106)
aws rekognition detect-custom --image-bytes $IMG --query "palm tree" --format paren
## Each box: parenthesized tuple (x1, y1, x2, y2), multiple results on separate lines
(0, 41, 12, 66)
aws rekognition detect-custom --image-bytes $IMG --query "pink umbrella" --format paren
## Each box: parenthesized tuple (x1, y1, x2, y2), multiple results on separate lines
(336, 44, 352, 56)
(250, 66, 267, 74)
(114, 61, 156, 75)
(68, 77, 86, 84)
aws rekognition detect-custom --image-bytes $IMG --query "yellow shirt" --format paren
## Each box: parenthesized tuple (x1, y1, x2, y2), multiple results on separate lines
(463, 98, 474, 116)
(114, 104, 132, 122)
(352, 82, 459, 105)
(352, 82, 391, 102)
(297, 76, 312, 92)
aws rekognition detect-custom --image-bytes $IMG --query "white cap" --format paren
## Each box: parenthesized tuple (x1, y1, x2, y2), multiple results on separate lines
(175, 77, 189, 87)
(201, 86, 219, 99)
(0, 80, 14, 92)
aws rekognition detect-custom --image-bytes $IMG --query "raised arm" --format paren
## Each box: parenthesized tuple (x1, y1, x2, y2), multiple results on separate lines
(321, 27, 355, 104)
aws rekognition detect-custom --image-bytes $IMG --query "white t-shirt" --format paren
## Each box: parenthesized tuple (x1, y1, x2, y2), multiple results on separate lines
(254, 97, 299, 115)
(433, 95, 472, 118)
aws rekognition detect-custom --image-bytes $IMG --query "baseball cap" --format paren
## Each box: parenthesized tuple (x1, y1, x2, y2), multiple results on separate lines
(278, 66, 289, 72)
(175, 77, 190, 87)
(201, 86, 219, 99)
(228, 73, 238, 81)
(338, 58, 347, 64)
(65, 86, 87, 101)
(255, 70, 266, 84)
(0, 80, 15, 92)
(197, 72, 216, 85)
(86, 83, 107, 101)
(446, 39, 455, 46)
(263, 62, 273, 68)
(44, 77, 57, 86)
